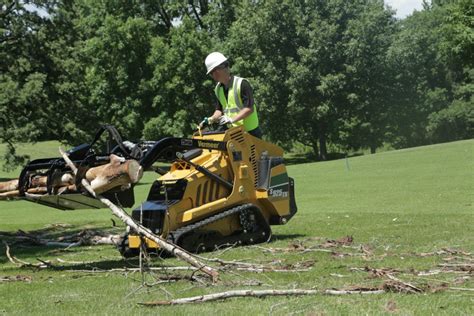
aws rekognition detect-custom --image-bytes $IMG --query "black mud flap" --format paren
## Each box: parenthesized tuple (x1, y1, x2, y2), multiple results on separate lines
(269, 177, 297, 225)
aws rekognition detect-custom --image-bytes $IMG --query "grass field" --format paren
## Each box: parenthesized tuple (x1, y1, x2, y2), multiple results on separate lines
(0, 139, 473, 315)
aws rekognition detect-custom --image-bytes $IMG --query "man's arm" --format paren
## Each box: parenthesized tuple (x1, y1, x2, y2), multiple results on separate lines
(230, 107, 253, 123)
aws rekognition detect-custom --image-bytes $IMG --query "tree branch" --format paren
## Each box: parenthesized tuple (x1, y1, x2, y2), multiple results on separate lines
(157, 2, 172, 30)
(140, 289, 319, 305)
(139, 288, 386, 306)
(189, 1, 204, 29)
(59, 147, 219, 282)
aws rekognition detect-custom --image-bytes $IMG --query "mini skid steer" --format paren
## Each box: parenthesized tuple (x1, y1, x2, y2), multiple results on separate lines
(6, 124, 297, 256)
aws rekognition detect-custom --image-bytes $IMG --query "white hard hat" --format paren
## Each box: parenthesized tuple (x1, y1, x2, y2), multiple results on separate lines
(205, 52, 228, 74)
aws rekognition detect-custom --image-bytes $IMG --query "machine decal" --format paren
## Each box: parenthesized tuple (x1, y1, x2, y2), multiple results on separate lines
(197, 140, 219, 149)
(180, 139, 193, 146)
(268, 172, 289, 199)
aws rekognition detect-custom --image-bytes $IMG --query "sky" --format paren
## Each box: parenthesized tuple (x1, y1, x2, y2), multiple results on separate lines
(385, 0, 427, 18)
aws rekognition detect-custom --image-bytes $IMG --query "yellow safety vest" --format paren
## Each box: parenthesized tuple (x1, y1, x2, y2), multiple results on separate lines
(214, 76, 259, 131)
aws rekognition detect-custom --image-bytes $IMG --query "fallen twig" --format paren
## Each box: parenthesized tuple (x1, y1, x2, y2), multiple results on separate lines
(234, 267, 312, 273)
(417, 268, 472, 276)
(0, 275, 32, 283)
(3, 242, 50, 269)
(324, 289, 385, 295)
(63, 267, 195, 273)
(254, 237, 382, 261)
(384, 274, 422, 293)
(438, 263, 473, 269)
(448, 287, 474, 292)
(194, 254, 315, 274)
(414, 248, 471, 258)
(350, 266, 401, 277)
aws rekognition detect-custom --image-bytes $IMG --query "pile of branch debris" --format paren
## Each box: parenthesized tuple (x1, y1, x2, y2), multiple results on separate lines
(1, 228, 122, 248)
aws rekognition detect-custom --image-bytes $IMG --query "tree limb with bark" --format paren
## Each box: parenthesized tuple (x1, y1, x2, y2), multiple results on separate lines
(58, 147, 219, 282)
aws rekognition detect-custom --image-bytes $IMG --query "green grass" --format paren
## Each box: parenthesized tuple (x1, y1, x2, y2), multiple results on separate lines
(0, 141, 63, 179)
(0, 139, 473, 315)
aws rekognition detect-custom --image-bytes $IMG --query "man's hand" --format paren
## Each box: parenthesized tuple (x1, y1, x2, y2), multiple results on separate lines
(199, 117, 209, 129)
(219, 115, 233, 125)
(199, 116, 219, 129)
(208, 116, 218, 124)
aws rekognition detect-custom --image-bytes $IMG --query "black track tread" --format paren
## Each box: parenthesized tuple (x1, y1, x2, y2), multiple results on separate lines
(168, 203, 255, 244)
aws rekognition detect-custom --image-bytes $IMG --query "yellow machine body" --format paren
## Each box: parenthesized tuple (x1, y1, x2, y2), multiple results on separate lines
(125, 126, 297, 254)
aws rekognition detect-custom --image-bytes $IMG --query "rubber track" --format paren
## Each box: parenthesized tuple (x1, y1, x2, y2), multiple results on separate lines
(167, 203, 254, 245)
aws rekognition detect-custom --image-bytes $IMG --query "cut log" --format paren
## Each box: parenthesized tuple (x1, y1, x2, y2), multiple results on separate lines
(0, 190, 20, 199)
(0, 154, 140, 199)
(0, 187, 49, 200)
(27, 187, 48, 194)
(29, 173, 74, 189)
(85, 154, 143, 194)
(30, 175, 48, 187)
(0, 179, 18, 193)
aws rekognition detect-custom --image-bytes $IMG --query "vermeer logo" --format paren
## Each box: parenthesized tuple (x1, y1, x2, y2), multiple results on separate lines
(198, 141, 219, 149)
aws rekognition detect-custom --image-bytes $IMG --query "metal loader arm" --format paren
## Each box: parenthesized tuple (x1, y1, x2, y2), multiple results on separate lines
(139, 137, 227, 170)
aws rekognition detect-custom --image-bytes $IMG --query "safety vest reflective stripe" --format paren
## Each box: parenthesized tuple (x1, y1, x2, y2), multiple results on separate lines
(224, 108, 240, 114)
(233, 77, 243, 110)
(214, 76, 259, 132)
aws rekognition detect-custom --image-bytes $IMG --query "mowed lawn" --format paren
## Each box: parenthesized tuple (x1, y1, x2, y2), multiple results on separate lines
(0, 139, 472, 315)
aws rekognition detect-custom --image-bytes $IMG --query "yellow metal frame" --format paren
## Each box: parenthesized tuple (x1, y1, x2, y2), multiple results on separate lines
(129, 126, 292, 250)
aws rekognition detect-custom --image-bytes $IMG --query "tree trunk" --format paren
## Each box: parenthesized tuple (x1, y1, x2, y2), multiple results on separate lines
(319, 133, 327, 161)
(370, 144, 377, 154)
(311, 140, 319, 160)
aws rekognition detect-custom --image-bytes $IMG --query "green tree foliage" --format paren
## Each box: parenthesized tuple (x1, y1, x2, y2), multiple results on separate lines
(144, 17, 211, 139)
(222, 0, 300, 148)
(82, 15, 154, 139)
(427, 0, 473, 142)
(1, 0, 472, 170)
(0, 1, 55, 169)
(341, 1, 397, 154)
(286, 0, 396, 158)
(387, 1, 473, 147)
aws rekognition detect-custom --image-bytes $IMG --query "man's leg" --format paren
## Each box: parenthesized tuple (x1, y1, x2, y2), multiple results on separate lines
(248, 127, 263, 139)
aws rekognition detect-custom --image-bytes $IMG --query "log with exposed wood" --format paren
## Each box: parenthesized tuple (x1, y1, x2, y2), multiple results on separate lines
(0, 154, 143, 200)
(0, 179, 19, 193)
(0, 187, 49, 199)
(85, 154, 142, 194)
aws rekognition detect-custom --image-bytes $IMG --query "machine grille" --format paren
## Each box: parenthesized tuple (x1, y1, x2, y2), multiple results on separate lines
(196, 180, 223, 207)
(195, 184, 201, 207)
(249, 144, 258, 188)
(202, 180, 209, 205)
(230, 130, 245, 144)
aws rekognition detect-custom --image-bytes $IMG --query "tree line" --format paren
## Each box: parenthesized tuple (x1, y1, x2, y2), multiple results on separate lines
(1, 0, 472, 168)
